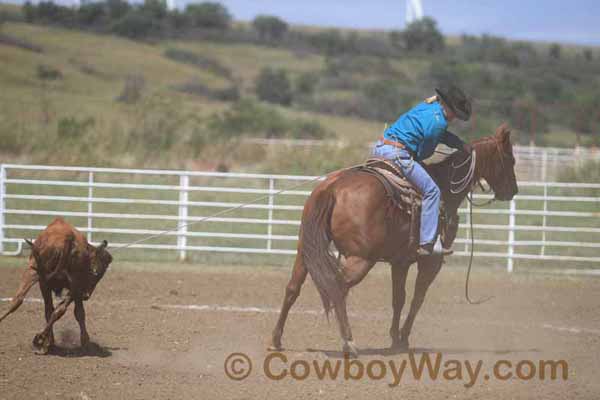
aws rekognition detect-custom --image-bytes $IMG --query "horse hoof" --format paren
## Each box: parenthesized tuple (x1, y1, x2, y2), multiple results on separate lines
(34, 345, 50, 355)
(267, 341, 283, 351)
(343, 341, 359, 358)
(32, 333, 45, 348)
(33, 337, 50, 355)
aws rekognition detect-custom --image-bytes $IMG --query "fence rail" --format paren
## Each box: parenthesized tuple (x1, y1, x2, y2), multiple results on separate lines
(1, 163, 599, 272)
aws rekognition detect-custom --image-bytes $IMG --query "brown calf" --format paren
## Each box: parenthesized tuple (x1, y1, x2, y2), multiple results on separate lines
(0, 218, 112, 354)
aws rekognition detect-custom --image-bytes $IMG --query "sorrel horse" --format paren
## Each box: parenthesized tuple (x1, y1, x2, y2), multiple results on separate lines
(269, 123, 518, 356)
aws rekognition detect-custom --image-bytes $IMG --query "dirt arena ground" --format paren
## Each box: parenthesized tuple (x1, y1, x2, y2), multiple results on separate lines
(0, 258, 599, 399)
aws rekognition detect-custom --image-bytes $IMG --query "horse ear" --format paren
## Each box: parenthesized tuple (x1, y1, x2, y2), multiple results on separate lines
(495, 123, 511, 142)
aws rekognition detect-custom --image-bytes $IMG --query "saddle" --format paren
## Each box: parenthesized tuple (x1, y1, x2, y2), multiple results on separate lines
(356, 158, 459, 251)
(359, 158, 420, 214)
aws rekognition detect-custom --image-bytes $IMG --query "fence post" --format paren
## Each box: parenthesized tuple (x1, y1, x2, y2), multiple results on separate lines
(507, 199, 516, 272)
(541, 184, 547, 256)
(267, 178, 274, 251)
(87, 172, 94, 244)
(0, 165, 5, 254)
(178, 175, 189, 261)
(541, 149, 548, 182)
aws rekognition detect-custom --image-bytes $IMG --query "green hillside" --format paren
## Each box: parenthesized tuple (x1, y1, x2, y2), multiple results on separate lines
(0, 2, 599, 173)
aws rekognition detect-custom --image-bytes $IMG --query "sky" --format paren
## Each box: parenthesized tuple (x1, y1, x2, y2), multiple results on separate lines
(213, 0, 600, 46)
(4, 0, 600, 45)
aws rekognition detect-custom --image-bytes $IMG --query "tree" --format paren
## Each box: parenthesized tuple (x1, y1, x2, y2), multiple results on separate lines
(309, 29, 347, 56)
(106, 0, 130, 20)
(549, 43, 561, 60)
(23, 1, 36, 22)
(255, 67, 293, 106)
(77, 2, 106, 26)
(403, 16, 444, 53)
(111, 12, 160, 39)
(583, 48, 593, 62)
(140, 0, 167, 20)
(252, 15, 288, 41)
(185, 2, 231, 30)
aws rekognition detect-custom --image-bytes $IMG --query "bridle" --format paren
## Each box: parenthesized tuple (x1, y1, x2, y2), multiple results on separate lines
(449, 135, 510, 207)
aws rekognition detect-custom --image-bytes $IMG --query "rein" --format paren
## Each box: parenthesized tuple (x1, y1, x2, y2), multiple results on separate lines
(448, 146, 499, 305)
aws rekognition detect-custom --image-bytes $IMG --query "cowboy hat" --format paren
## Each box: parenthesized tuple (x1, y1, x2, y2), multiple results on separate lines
(435, 85, 471, 121)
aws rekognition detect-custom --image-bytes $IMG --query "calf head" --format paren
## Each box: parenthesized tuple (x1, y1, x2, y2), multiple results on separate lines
(85, 240, 113, 298)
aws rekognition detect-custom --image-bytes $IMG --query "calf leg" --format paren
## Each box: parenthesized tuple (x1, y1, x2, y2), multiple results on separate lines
(39, 281, 55, 347)
(399, 255, 442, 350)
(74, 299, 90, 348)
(0, 268, 39, 323)
(33, 294, 73, 354)
(389, 262, 410, 349)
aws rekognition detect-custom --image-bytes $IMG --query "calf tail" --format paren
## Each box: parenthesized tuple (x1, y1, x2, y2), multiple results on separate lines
(0, 267, 39, 324)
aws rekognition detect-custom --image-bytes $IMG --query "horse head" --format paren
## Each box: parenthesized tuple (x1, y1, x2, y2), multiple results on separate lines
(472, 123, 518, 201)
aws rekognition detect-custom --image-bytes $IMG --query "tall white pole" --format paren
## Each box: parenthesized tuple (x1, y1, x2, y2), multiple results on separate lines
(406, 0, 424, 25)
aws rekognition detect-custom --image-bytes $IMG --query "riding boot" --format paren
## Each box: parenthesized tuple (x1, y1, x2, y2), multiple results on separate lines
(416, 243, 434, 257)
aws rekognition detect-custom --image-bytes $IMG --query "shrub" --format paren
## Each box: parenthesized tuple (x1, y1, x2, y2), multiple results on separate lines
(208, 99, 289, 138)
(110, 12, 160, 39)
(252, 15, 288, 42)
(255, 67, 293, 106)
(185, 2, 231, 30)
(36, 64, 62, 80)
(208, 99, 331, 139)
(57, 116, 95, 140)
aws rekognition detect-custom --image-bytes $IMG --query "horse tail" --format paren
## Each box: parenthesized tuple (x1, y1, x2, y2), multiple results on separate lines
(300, 184, 345, 317)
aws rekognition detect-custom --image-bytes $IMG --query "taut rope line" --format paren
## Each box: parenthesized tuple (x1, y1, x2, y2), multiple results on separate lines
(111, 160, 382, 254)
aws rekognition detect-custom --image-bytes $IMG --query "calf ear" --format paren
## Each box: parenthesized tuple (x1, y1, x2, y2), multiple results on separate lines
(24, 239, 34, 248)
(98, 240, 108, 251)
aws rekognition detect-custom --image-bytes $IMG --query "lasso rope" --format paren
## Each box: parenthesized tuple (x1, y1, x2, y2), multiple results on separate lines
(111, 160, 382, 254)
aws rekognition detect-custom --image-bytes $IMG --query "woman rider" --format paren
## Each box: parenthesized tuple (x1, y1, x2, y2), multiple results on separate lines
(372, 85, 472, 257)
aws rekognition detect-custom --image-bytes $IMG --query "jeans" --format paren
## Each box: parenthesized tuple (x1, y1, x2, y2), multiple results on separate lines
(371, 140, 441, 245)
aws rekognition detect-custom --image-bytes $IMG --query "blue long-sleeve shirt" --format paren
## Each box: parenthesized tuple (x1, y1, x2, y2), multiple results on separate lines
(383, 101, 465, 161)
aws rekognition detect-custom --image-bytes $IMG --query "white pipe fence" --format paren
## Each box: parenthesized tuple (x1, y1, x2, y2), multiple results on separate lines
(1, 163, 599, 271)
